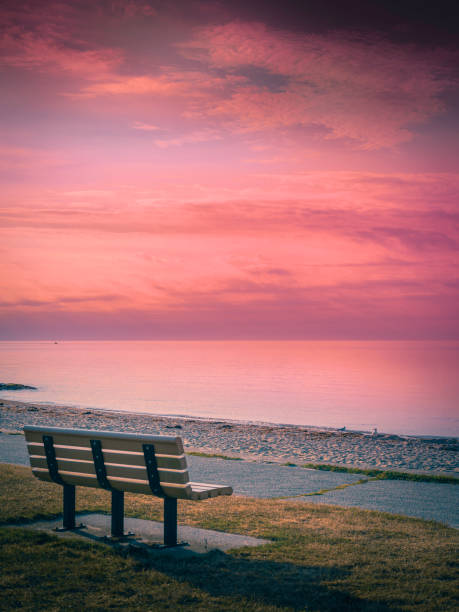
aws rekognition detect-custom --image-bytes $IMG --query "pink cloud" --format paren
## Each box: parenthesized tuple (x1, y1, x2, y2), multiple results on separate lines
(2, 286, 457, 340)
(4, 10, 454, 151)
(74, 69, 244, 99)
(0, 293, 122, 310)
(0, 146, 70, 170)
(2, 171, 457, 324)
(0, 27, 121, 78)
(108, 1, 156, 18)
(2, 171, 457, 238)
(77, 75, 185, 96)
(178, 22, 457, 148)
(154, 128, 222, 148)
(132, 121, 160, 131)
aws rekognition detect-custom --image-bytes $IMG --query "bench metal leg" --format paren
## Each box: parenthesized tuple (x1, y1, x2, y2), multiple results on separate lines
(164, 497, 177, 546)
(111, 490, 124, 537)
(63, 484, 76, 530)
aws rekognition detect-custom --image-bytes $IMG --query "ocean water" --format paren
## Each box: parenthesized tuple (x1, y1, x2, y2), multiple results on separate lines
(0, 340, 457, 437)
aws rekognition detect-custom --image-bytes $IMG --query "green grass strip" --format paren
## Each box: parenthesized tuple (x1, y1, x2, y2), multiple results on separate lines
(188, 451, 243, 461)
(274, 477, 376, 500)
(299, 463, 458, 484)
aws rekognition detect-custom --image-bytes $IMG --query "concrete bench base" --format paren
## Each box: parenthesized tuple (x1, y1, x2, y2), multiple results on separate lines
(8, 513, 270, 554)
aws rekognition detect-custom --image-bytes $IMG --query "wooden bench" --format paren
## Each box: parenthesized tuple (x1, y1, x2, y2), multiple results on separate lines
(24, 425, 233, 546)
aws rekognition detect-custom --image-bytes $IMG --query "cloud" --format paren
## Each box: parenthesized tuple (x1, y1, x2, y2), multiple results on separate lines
(0, 294, 121, 309)
(74, 69, 242, 98)
(1, 173, 457, 263)
(3, 274, 456, 340)
(0, 27, 121, 78)
(0, 146, 70, 170)
(77, 75, 184, 96)
(154, 128, 222, 147)
(109, 1, 156, 18)
(4, 8, 454, 150)
(132, 121, 161, 131)
(178, 21, 457, 148)
(356, 226, 458, 252)
(62, 190, 115, 197)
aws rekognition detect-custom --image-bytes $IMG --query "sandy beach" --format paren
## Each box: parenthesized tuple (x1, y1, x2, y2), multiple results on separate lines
(0, 399, 457, 476)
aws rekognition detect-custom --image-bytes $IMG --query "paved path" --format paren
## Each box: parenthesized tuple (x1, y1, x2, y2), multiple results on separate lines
(291, 480, 459, 528)
(1, 432, 457, 528)
(189, 455, 459, 528)
(188, 455, 362, 496)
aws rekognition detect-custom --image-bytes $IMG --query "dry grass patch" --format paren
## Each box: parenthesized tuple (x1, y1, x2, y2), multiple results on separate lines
(1, 463, 458, 611)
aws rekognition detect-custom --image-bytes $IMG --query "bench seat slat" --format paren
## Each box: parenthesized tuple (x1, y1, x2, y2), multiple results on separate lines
(29, 456, 190, 484)
(189, 482, 233, 500)
(31, 467, 232, 500)
(189, 481, 231, 489)
(27, 442, 187, 470)
(31, 468, 193, 499)
(25, 429, 184, 456)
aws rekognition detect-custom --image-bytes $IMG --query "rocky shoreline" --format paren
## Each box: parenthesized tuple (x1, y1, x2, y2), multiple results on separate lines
(0, 399, 457, 476)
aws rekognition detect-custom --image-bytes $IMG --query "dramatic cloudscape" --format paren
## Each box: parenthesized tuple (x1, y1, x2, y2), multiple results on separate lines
(1, 0, 458, 339)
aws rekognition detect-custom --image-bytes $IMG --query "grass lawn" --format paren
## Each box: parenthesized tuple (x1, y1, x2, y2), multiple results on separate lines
(0, 463, 458, 611)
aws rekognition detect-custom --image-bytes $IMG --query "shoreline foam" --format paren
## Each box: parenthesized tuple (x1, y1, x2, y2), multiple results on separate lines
(0, 399, 457, 476)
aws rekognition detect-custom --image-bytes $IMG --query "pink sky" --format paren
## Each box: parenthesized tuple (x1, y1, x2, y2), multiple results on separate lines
(1, 0, 458, 339)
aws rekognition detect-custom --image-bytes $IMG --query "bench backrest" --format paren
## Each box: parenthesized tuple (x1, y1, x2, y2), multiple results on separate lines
(24, 425, 193, 499)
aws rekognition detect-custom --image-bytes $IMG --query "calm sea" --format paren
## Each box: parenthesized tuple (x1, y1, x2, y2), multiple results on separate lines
(0, 341, 457, 437)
